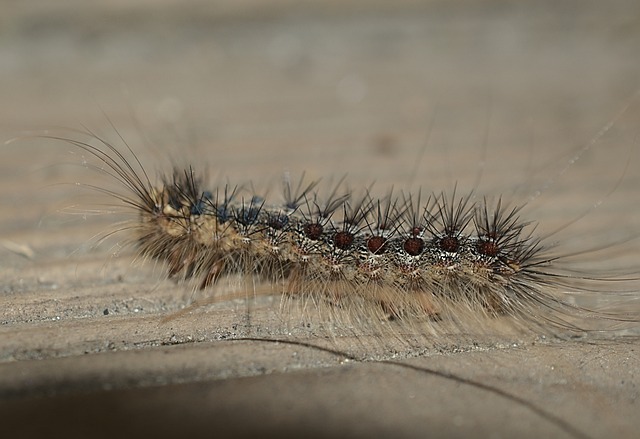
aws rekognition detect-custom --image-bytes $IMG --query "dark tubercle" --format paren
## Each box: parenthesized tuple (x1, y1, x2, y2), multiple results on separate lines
(334, 231, 355, 250)
(477, 239, 500, 257)
(439, 235, 460, 253)
(190, 199, 208, 215)
(236, 206, 260, 226)
(403, 237, 424, 256)
(268, 213, 289, 230)
(303, 223, 324, 240)
(367, 236, 387, 254)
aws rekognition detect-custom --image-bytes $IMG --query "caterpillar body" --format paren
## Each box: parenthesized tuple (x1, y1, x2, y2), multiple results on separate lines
(47, 119, 640, 352)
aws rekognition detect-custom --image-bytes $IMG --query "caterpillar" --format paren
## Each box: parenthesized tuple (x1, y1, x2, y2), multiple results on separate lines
(41, 107, 640, 355)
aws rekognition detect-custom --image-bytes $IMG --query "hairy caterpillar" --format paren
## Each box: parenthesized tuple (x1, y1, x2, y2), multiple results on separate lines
(40, 103, 640, 355)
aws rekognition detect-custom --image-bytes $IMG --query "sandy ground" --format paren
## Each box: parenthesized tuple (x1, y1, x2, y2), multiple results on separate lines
(1, 1, 640, 438)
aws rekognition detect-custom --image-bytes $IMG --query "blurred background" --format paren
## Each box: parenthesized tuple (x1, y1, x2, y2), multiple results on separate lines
(3, 0, 640, 183)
